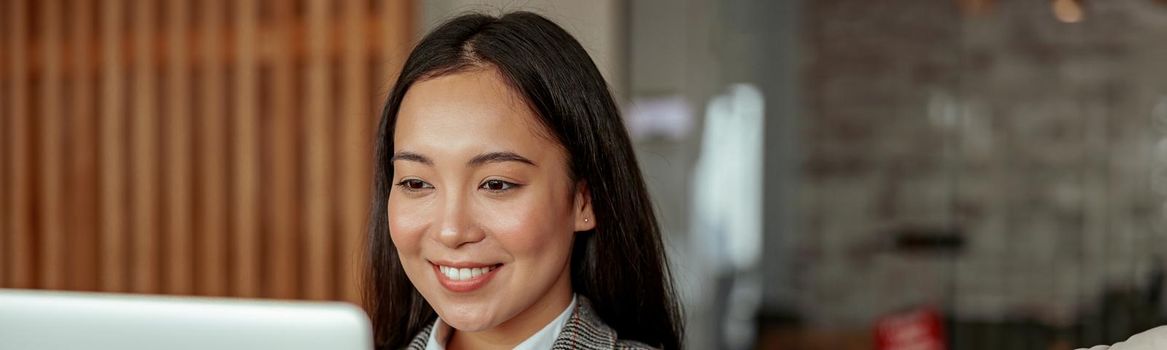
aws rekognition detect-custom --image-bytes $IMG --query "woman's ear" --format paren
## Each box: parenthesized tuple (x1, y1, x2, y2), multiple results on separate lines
(573, 180, 596, 232)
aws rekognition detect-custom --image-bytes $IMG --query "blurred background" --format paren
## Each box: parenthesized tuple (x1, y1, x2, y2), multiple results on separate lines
(3, 0, 1167, 349)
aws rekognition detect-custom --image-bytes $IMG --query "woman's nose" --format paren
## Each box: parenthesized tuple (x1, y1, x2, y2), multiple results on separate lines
(434, 192, 484, 248)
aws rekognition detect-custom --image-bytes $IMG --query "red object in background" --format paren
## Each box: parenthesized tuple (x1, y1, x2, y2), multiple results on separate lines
(875, 307, 947, 350)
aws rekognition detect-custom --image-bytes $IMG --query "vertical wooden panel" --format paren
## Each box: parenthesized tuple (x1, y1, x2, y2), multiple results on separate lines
(0, 0, 10, 287)
(3, 0, 415, 301)
(38, 0, 68, 290)
(164, 0, 193, 295)
(130, 0, 160, 294)
(381, 0, 413, 96)
(67, 0, 101, 292)
(197, 0, 229, 296)
(304, 0, 334, 300)
(267, 0, 300, 299)
(7, 0, 34, 289)
(100, 0, 129, 293)
(338, 0, 371, 304)
(232, 0, 262, 298)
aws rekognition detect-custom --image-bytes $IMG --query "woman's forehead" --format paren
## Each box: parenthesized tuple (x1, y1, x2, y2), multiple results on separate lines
(393, 69, 562, 164)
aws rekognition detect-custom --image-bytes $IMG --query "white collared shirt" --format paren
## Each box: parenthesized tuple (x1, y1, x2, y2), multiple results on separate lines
(425, 295, 577, 350)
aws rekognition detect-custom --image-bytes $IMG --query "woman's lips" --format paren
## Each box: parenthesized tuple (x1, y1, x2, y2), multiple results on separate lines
(431, 262, 502, 293)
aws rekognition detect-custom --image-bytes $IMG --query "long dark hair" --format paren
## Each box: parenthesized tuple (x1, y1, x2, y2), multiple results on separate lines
(365, 11, 683, 349)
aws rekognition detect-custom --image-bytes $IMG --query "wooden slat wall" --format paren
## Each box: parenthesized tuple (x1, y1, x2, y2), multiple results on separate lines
(99, 0, 129, 293)
(232, 0, 261, 299)
(39, 0, 67, 291)
(0, 0, 7, 289)
(196, 0, 229, 298)
(340, 0, 371, 303)
(304, 0, 334, 301)
(7, 0, 34, 290)
(1, 0, 414, 304)
(130, 0, 160, 294)
(69, 0, 101, 293)
(266, 0, 299, 300)
(164, 0, 193, 295)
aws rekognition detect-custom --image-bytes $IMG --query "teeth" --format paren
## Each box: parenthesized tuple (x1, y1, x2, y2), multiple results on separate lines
(437, 265, 495, 281)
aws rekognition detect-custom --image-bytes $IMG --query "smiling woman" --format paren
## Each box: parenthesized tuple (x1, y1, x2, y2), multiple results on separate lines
(364, 11, 683, 350)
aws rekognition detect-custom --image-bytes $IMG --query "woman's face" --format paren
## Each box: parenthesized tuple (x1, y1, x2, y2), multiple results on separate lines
(388, 67, 595, 332)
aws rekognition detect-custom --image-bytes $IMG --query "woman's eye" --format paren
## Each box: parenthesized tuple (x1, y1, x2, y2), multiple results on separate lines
(480, 179, 518, 192)
(395, 179, 433, 192)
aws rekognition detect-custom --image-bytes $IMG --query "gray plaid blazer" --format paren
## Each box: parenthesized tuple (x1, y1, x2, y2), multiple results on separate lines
(405, 297, 656, 350)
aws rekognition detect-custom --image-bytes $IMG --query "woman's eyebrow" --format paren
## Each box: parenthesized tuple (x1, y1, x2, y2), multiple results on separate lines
(468, 151, 536, 167)
(390, 151, 432, 165)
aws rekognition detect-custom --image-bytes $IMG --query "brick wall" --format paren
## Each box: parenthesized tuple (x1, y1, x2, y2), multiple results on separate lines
(799, 0, 1167, 327)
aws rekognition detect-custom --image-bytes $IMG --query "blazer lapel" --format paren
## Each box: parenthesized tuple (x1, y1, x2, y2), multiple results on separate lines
(551, 297, 620, 349)
(405, 323, 433, 350)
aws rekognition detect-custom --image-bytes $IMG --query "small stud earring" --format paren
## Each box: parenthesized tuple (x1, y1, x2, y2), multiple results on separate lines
(584, 218, 590, 223)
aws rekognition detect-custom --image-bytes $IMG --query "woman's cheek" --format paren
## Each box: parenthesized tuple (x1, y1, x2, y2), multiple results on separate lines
(387, 198, 430, 251)
(478, 196, 563, 251)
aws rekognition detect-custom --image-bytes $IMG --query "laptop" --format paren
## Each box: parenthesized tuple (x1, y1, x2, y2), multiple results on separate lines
(0, 289, 373, 350)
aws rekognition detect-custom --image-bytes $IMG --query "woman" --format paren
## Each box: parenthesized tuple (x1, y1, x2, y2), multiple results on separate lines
(364, 11, 684, 350)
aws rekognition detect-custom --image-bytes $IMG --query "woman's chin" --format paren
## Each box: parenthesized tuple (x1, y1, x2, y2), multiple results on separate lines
(440, 314, 498, 332)
(433, 302, 503, 332)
